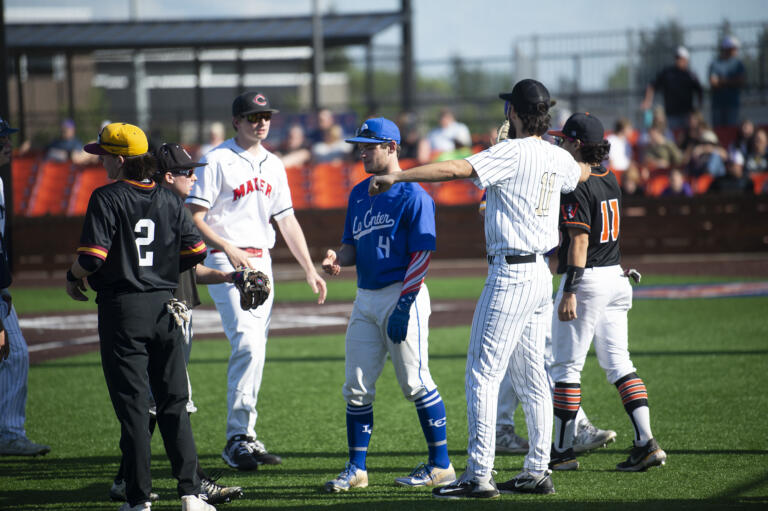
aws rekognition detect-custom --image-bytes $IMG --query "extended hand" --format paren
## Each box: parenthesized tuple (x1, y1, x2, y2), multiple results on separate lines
(322, 249, 341, 276)
(368, 174, 396, 196)
(307, 270, 327, 304)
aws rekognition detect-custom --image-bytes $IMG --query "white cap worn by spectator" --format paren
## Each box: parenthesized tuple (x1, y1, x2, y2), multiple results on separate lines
(676, 46, 690, 60)
(721, 35, 741, 50)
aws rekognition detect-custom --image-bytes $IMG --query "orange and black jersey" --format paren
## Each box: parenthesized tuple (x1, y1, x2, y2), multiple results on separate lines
(556, 165, 621, 274)
(77, 179, 206, 294)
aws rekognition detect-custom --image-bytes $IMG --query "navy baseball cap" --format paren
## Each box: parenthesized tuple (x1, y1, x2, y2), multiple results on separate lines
(548, 112, 604, 143)
(345, 118, 401, 144)
(0, 117, 19, 137)
(499, 79, 554, 115)
(232, 91, 279, 117)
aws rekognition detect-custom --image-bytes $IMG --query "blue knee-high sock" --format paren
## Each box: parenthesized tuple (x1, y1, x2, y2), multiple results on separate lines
(415, 389, 450, 469)
(346, 404, 373, 470)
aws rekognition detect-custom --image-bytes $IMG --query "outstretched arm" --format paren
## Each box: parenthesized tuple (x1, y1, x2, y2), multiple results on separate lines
(276, 214, 327, 304)
(369, 159, 476, 195)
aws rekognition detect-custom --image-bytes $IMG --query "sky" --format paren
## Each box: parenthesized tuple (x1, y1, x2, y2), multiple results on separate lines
(4, 0, 766, 63)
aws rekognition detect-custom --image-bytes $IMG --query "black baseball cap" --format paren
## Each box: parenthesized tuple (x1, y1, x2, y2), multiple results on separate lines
(548, 112, 604, 143)
(232, 91, 279, 117)
(499, 79, 554, 115)
(155, 143, 206, 173)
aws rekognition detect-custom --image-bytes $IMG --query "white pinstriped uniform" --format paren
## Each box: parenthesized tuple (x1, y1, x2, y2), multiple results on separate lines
(186, 138, 291, 440)
(0, 178, 30, 442)
(464, 137, 581, 477)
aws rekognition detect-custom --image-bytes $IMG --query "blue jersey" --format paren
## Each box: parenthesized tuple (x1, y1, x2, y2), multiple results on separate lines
(342, 177, 436, 290)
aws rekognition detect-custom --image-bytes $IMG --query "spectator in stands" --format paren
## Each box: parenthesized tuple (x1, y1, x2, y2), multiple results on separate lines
(643, 125, 683, 170)
(642, 46, 703, 133)
(709, 35, 746, 128)
(427, 109, 471, 154)
(308, 108, 337, 145)
(730, 119, 755, 159)
(688, 130, 727, 177)
(744, 128, 768, 175)
(661, 168, 693, 197)
(606, 117, 635, 172)
(276, 124, 312, 168)
(677, 111, 708, 153)
(621, 167, 646, 197)
(708, 150, 753, 194)
(45, 118, 87, 164)
(311, 124, 352, 163)
(197, 121, 226, 159)
(396, 111, 431, 164)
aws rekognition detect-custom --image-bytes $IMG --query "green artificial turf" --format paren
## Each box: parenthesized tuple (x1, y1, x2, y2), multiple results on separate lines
(1, 284, 767, 509)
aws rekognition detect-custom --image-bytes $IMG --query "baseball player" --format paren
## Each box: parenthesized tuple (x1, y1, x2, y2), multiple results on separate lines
(186, 91, 327, 471)
(479, 192, 617, 456)
(109, 143, 244, 506)
(370, 79, 591, 498)
(65, 123, 214, 511)
(548, 113, 666, 472)
(0, 117, 50, 457)
(320, 118, 454, 492)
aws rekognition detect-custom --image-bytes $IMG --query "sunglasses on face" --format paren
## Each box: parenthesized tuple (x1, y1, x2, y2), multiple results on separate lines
(170, 168, 195, 177)
(354, 128, 394, 142)
(242, 113, 272, 123)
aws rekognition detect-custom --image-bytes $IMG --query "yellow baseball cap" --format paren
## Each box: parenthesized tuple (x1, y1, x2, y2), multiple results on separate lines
(84, 122, 148, 156)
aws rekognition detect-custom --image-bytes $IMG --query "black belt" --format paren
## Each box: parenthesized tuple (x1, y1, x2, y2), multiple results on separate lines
(488, 254, 537, 265)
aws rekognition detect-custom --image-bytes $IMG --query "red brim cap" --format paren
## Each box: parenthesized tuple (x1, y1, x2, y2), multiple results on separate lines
(83, 142, 112, 155)
(547, 130, 566, 137)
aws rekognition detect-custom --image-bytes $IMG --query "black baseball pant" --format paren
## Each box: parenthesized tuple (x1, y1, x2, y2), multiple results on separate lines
(97, 289, 200, 506)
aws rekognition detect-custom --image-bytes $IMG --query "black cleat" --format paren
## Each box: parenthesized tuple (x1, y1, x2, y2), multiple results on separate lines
(549, 445, 579, 471)
(616, 438, 667, 472)
(498, 470, 555, 495)
(432, 473, 499, 499)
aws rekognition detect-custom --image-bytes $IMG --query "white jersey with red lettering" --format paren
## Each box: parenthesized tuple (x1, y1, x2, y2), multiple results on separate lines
(185, 138, 291, 443)
(461, 136, 581, 478)
(186, 138, 294, 249)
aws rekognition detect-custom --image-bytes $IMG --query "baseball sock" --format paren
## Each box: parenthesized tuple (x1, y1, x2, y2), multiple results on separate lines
(346, 404, 373, 470)
(415, 389, 450, 469)
(615, 372, 653, 445)
(553, 382, 581, 452)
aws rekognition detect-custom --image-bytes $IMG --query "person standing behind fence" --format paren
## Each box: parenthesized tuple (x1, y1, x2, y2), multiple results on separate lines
(709, 36, 746, 128)
(65, 122, 214, 511)
(0, 117, 51, 458)
(641, 46, 703, 133)
(186, 91, 327, 471)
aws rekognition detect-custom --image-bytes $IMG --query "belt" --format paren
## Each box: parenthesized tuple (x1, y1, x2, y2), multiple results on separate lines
(487, 254, 537, 265)
(210, 247, 263, 257)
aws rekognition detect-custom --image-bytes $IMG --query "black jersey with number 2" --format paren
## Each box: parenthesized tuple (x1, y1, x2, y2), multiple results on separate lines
(78, 179, 206, 294)
(556, 166, 621, 274)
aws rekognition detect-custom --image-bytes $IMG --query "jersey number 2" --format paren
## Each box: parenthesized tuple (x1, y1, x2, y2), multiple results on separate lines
(599, 199, 620, 243)
(135, 219, 155, 266)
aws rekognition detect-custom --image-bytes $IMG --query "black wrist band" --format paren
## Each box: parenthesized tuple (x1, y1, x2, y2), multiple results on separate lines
(563, 265, 585, 293)
(66, 269, 79, 282)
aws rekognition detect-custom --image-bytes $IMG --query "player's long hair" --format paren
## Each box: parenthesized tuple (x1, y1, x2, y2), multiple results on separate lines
(121, 153, 158, 181)
(579, 140, 611, 165)
(518, 103, 552, 137)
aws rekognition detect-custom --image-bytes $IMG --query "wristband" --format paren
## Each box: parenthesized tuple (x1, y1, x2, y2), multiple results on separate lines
(563, 265, 584, 293)
(66, 269, 79, 282)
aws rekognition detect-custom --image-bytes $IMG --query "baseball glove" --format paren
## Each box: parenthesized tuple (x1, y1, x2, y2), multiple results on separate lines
(232, 268, 271, 310)
(495, 119, 510, 144)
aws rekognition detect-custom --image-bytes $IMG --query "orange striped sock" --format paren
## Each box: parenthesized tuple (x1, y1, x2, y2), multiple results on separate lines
(553, 382, 580, 451)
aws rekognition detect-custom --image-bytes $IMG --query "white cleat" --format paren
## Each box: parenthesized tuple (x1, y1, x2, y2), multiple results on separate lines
(573, 420, 617, 453)
(395, 462, 456, 487)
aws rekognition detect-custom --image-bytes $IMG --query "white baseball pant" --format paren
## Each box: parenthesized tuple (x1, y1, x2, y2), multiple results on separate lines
(550, 265, 636, 385)
(466, 257, 553, 477)
(205, 250, 274, 440)
(343, 283, 435, 405)
(0, 300, 29, 441)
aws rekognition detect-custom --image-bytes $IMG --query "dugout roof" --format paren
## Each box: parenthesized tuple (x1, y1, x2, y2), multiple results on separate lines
(5, 11, 403, 53)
